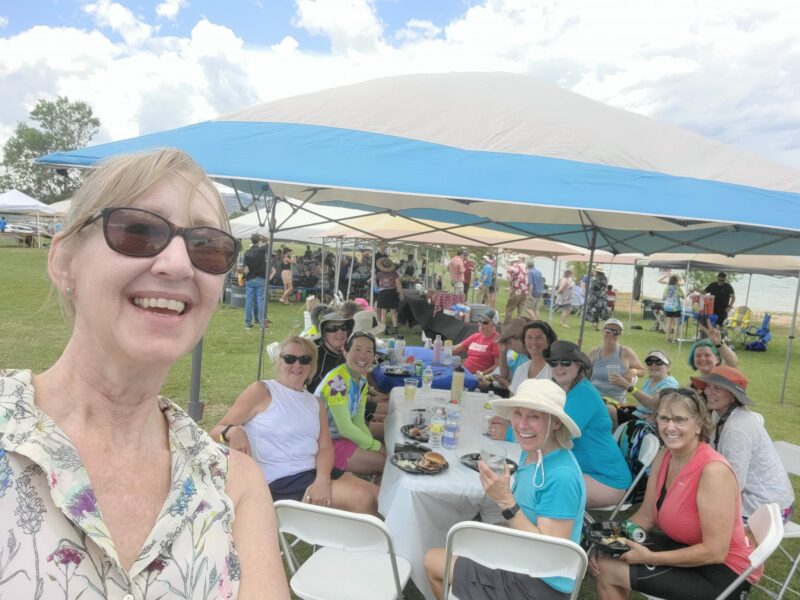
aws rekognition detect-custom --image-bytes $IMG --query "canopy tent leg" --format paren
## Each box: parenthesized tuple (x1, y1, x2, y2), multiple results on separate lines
(346, 237, 356, 300)
(549, 258, 558, 324)
(677, 261, 693, 356)
(370, 241, 376, 307)
(745, 273, 753, 307)
(425, 248, 430, 290)
(334, 239, 342, 302)
(627, 265, 635, 333)
(577, 228, 598, 349)
(780, 270, 800, 405)
(256, 196, 278, 381)
(187, 339, 204, 422)
(320, 238, 326, 301)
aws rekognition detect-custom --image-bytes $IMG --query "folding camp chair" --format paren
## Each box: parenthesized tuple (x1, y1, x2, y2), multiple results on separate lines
(754, 441, 800, 599)
(441, 521, 588, 600)
(724, 305, 752, 347)
(587, 425, 661, 521)
(743, 313, 772, 351)
(274, 499, 411, 600)
(645, 503, 784, 600)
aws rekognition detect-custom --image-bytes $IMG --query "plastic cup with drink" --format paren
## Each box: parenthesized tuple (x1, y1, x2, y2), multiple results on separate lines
(403, 378, 418, 401)
(480, 445, 507, 475)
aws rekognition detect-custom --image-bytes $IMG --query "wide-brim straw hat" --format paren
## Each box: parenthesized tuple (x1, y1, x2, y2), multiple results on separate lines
(491, 379, 581, 438)
(376, 257, 396, 272)
(690, 365, 753, 406)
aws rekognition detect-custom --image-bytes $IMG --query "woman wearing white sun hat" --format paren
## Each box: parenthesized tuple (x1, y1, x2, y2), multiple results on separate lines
(425, 379, 586, 600)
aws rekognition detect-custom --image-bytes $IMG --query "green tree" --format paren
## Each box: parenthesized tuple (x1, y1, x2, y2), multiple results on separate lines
(1, 97, 100, 203)
(685, 270, 739, 292)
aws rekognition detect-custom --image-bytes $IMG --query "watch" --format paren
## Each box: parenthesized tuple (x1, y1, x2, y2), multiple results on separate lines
(627, 385, 636, 394)
(501, 503, 520, 520)
(220, 424, 236, 443)
(715, 343, 723, 348)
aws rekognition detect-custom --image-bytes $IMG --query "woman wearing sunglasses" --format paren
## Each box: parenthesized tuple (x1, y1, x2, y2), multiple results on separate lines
(621, 350, 679, 423)
(547, 341, 632, 507)
(315, 332, 387, 476)
(588, 318, 646, 406)
(0, 150, 288, 598)
(308, 311, 354, 392)
(592, 389, 760, 600)
(211, 337, 379, 516)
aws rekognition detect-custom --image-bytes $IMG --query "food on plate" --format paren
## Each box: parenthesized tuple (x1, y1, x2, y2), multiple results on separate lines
(395, 458, 419, 470)
(418, 451, 447, 471)
(409, 426, 429, 438)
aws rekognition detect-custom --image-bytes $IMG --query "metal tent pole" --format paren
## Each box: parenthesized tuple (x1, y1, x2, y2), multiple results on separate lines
(745, 273, 753, 307)
(187, 339, 204, 422)
(627, 262, 636, 333)
(256, 197, 278, 381)
(370, 241, 376, 307)
(779, 270, 800, 405)
(549, 258, 558, 324)
(334, 239, 342, 301)
(425, 248, 430, 289)
(677, 261, 692, 356)
(320, 238, 326, 301)
(346, 238, 356, 300)
(577, 228, 598, 349)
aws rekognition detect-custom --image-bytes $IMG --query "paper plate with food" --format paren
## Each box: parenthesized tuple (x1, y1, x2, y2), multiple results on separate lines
(585, 521, 632, 557)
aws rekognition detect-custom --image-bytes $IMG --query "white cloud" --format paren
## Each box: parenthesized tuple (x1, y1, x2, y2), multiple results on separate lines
(155, 0, 189, 21)
(0, 16, 9, 29)
(0, 0, 798, 170)
(83, 0, 153, 45)
(293, 0, 384, 54)
(395, 19, 441, 44)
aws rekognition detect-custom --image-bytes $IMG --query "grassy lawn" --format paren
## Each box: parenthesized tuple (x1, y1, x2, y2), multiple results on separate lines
(2, 247, 798, 599)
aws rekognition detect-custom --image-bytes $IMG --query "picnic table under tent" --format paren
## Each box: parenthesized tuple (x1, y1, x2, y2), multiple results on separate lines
(0, 189, 56, 247)
(36, 71, 800, 415)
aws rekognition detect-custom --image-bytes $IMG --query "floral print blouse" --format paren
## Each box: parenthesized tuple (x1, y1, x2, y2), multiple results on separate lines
(0, 370, 240, 600)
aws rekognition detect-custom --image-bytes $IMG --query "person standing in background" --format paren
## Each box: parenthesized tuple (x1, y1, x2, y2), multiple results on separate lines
(478, 254, 495, 307)
(705, 271, 736, 326)
(463, 254, 475, 297)
(555, 268, 575, 327)
(504, 255, 535, 321)
(448, 249, 466, 295)
(662, 275, 685, 343)
(527, 259, 545, 319)
(243, 233, 268, 329)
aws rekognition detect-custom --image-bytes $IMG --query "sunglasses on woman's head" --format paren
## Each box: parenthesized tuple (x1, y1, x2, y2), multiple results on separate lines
(324, 324, 351, 334)
(281, 354, 313, 365)
(645, 358, 666, 366)
(547, 359, 574, 368)
(81, 207, 239, 274)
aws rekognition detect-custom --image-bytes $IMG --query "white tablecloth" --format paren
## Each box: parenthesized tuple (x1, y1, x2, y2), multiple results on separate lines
(378, 388, 520, 600)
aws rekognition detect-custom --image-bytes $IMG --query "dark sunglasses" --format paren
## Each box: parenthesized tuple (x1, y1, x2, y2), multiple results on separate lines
(324, 324, 352, 334)
(547, 359, 574, 368)
(603, 328, 622, 336)
(645, 358, 666, 366)
(81, 207, 239, 275)
(281, 354, 313, 365)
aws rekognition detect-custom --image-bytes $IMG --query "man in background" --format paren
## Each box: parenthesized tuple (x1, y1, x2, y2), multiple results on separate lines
(527, 259, 545, 319)
(705, 271, 736, 325)
(243, 233, 268, 329)
(449, 249, 466, 295)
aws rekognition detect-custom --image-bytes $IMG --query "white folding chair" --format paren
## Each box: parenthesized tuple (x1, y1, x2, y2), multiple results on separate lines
(273, 499, 411, 600)
(266, 341, 281, 363)
(589, 431, 661, 521)
(644, 503, 784, 600)
(441, 521, 588, 600)
(754, 441, 800, 599)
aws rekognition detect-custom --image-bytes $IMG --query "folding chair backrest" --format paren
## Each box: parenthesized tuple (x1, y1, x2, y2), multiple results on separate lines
(607, 431, 661, 519)
(774, 441, 800, 477)
(443, 521, 587, 600)
(274, 500, 392, 554)
(747, 503, 784, 567)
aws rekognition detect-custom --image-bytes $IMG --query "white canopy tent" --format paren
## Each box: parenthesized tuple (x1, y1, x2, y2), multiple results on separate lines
(0, 189, 55, 214)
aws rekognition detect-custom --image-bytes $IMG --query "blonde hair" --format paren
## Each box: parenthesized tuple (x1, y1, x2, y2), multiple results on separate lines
(280, 336, 318, 384)
(551, 422, 574, 450)
(52, 149, 227, 320)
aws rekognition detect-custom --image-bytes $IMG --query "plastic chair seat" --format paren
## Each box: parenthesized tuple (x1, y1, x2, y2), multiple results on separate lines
(291, 547, 412, 600)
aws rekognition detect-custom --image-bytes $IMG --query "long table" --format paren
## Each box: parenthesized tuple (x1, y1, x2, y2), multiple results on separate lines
(378, 387, 519, 600)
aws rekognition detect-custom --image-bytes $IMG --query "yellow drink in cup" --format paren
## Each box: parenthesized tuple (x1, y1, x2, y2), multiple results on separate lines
(404, 378, 417, 401)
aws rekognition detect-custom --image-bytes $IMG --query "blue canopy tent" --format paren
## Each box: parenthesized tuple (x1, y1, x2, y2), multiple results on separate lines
(37, 72, 800, 408)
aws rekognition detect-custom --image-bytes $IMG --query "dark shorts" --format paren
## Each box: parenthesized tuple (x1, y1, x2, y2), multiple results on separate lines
(664, 310, 682, 318)
(268, 467, 345, 501)
(377, 288, 399, 309)
(452, 557, 570, 600)
(629, 532, 750, 600)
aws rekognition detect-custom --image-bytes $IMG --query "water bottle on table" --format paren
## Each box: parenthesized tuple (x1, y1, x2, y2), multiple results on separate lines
(422, 365, 434, 391)
(442, 404, 461, 450)
(429, 409, 445, 448)
(432, 335, 443, 365)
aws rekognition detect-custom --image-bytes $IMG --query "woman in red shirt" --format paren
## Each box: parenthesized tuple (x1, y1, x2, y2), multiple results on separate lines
(452, 308, 500, 374)
(591, 388, 760, 600)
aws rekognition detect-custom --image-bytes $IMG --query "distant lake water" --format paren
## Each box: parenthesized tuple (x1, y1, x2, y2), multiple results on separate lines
(519, 258, 800, 314)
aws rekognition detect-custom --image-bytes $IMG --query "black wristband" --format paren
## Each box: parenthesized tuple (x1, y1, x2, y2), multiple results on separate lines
(501, 503, 520, 520)
(715, 343, 723, 348)
(221, 424, 236, 443)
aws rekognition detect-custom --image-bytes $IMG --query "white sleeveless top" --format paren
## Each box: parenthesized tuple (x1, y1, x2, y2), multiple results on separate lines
(244, 379, 321, 482)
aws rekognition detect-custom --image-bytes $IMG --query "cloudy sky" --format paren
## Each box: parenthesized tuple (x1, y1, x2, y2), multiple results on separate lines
(1, 0, 799, 169)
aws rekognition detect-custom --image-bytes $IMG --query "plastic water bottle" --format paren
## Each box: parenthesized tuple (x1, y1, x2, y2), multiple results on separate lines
(429, 411, 445, 448)
(442, 404, 461, 450)
(443, 341, 453, 366)
(422, 365, 434, 391)
(432, 335, 443, 365)
(450, 365, 465, 404)
(387, 338, 395, 364)
(394, 336, 406, 363)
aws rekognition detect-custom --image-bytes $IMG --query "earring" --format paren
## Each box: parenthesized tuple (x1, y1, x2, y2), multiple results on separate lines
(65, 287, 73, 296)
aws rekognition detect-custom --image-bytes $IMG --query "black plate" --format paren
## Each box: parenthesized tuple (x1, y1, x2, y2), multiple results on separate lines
(389, 451, 449, 475)
(401, 424, 430, 443)
(585, 521, 631, 556)
(383, 365, 413, 376)
(459, 453, 518, 475)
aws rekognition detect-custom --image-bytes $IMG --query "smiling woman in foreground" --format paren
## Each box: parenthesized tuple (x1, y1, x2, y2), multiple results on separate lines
(0, 149, 288, 599)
